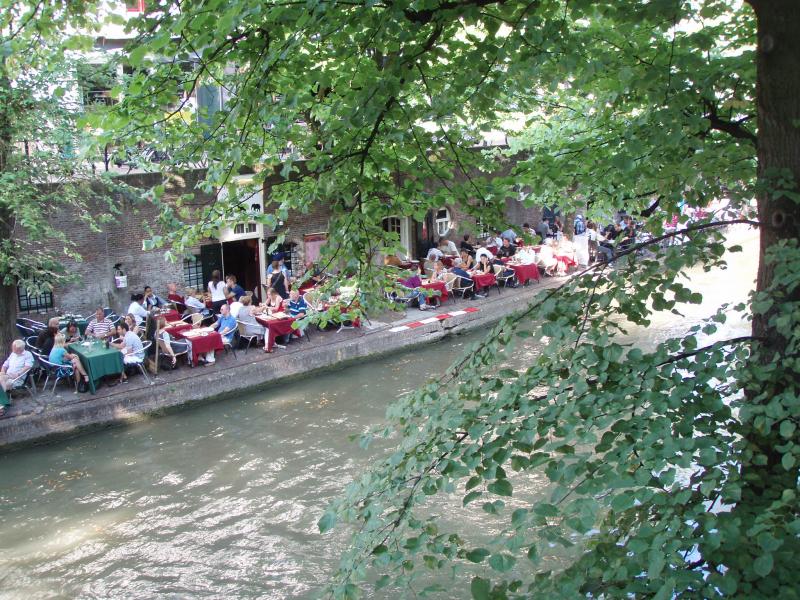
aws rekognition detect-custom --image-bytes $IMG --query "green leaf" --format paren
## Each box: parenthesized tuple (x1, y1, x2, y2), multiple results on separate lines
(753, 553, 774, 577)
(466, 548, 490, 563)
(471, 576, 491, 600)
(318, 511, 336, 533)
(487, 479, 513, 497)
(489, 553, 516, 572)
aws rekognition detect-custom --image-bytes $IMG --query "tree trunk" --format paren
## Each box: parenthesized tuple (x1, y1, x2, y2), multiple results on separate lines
(743, 0, 800, 503)
(0, 65, 19, 355)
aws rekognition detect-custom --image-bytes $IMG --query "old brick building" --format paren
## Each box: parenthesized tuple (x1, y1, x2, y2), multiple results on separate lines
(19, 163, 545, 319)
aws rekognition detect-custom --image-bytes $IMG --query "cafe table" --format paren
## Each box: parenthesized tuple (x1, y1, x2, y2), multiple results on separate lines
(508, 262, 541, 285)
(68, 340, 125, 393)
(164, 320, 192, 337)
(59, 317, 89, 334)
(255, 313, 301, 352)
(158, 309, 182, 322)
(420, 280, 448, 304)
(174, 327, 225, 366)
(555, 254, 577, 269)
(472, 272, 497, 293)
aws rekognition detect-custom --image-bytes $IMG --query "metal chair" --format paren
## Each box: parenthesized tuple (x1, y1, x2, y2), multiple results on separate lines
(16, 323, 36, 338)
(36, 354, 77, 393)
(222, 330, 238, 358)
(25, 336, 41, 353)
(17, 318, 46, 333)
(236, 320, 265, 354)
(447, 273, 475, 300)
(124, 341, 152, 385)
(6, 368, 37, 399)
(493, 264, 516, 290)
(156, 336, 189, 368)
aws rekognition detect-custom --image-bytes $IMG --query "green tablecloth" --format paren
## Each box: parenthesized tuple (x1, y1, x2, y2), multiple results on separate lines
(60, 318, 89, 335)
(0, 385, 8, 407)
(68, 342, 124, 394)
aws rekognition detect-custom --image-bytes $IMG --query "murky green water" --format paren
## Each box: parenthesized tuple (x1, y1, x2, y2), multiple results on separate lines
(0, 229, 757, 599)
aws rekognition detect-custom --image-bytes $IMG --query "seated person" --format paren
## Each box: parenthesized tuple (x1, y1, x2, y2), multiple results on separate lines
(450, 259, 482, 299)
(184, 289, 208, 314)
(500, 227, 518, 243)
(35, 317, 61, 355)
(439, 237, 459, 256)
(49, 333, 90, 390)
(599, 223, 622, 262)
(86, 308, 115, 340)
(225, 274, 246, 301)
(495, 238, 517, 260)
(229, 295, 245, 319)
(166, 283, 187, 313)
(490, 230, 504, 248)
(124, 314, 142, 337)
(0, 340, 34, 415)
(143, 285, 167, 309)
(286, 289, 308, 318)
(398, 273, 430, 311)
(514, 245, 537, 265)
(475, 246, 495, 264)
(155, 316, 190, 368)
(459, 250, 475, 271)
(426, 245, 444, 263)
(264, 287, 284, 313)
(460, 234, 475, 256)
(127, 293, 149, 325)
(537, 240, 560, 276)
(213, 304, 237, 344)
(111, 322, 145, 382)
(431, 260, 449, 282)
(305, 262, 326, 286)
(237, 296, 266, 337)
(473, 254, 494, 275)
(61, 320, 83, 343)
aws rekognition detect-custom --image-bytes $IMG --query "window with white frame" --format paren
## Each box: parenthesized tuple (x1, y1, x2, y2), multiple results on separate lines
(435, 208, 451, 236)
(382, 216, 402, 236)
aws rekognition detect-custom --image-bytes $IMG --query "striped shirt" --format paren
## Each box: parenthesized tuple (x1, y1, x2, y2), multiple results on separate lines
(86, 317, 114, 338)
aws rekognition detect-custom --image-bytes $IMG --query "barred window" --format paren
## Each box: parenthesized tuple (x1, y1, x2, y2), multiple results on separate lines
(17, 286, 54, 313)
(183, 256, 204, 291)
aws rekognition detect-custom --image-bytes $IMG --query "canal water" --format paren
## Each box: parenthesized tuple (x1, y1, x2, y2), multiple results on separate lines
(0, 229, 757, 599)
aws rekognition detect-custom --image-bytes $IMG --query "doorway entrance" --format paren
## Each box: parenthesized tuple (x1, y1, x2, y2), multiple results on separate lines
(221, 239, 261, 297)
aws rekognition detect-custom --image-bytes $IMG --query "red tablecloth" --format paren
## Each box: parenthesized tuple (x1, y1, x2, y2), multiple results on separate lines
(472, 272, 497, 292)
(420, 280, 448, 303)
(509, 263, 541, 285)
(441, 256, 455, 268)
(256, 315, 301, 351)
(175, 328, 225, 366)
(555, 255, 577, 269)
(164, 321, 192, 336)
(160, 309, 182, 322)
(399, 260, 421, 272)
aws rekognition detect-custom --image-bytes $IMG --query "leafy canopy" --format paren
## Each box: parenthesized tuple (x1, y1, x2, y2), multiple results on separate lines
(89, 0, 800, 598)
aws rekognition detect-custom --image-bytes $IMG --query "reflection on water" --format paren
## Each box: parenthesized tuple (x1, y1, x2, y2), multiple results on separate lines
(0, 229, 757, 599)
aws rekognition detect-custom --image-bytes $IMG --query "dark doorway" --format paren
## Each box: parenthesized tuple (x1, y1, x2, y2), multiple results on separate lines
(221, 239, 261, 296)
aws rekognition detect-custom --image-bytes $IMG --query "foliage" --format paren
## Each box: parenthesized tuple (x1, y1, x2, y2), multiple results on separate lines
(84, 0, 799, 598)
(0, 0, 118, 305)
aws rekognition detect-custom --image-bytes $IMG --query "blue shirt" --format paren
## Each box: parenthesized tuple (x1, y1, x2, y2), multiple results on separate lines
(216, 314, 237, 341)
(287, 297, 308, 317)
(49, 346, 69, 366)
(229, 283, 246, 300)
(452, 267, 473, 281)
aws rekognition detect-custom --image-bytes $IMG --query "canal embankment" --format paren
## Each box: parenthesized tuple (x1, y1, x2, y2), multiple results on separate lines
(0, 277, 563, 451)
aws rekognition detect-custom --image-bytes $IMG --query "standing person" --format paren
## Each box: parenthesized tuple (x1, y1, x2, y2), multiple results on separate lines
(85, 307, 114, 340)
(225, 274, 246, 301)
(0, 340, 34, 416)
(49, 333, 90, 391)
(208, 269, 227, 313)
(535, 220, 551, 243)
(127, 293, 149, 325)
(267, 260, 289, 299)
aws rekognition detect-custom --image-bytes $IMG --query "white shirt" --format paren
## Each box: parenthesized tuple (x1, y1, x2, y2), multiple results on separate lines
(229, 301, 244, 318)
(186, 296, 206, 310)
(441, 241, 458, 255)
(127, 301, 149, 324)
(426, 247, 444, 261)
(515, 248, 537, 264)
(475, 247, 494, 262)
(208, 280, 226, 302)
(3, 350, 34, 376)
